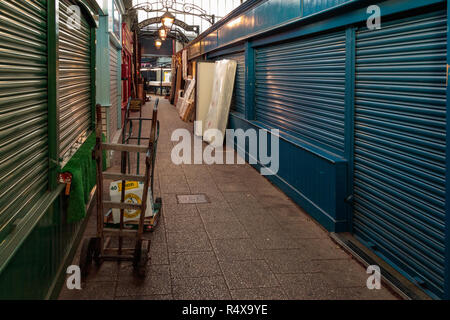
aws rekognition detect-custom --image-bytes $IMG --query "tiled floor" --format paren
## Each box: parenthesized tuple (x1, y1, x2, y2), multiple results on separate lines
(59, 96, 398, 300)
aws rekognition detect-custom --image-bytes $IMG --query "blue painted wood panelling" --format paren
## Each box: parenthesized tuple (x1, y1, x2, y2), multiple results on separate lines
(228, 114, 349, 232)
(203, 30, 218, 53)
(218, 0, 302, 49)
(303, 0, 354, 16)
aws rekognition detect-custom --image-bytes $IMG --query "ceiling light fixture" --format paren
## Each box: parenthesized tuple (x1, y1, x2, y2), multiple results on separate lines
(161, 11, 175, 29)
(155, 38, 163, 49)
(158, 26, 167, 41)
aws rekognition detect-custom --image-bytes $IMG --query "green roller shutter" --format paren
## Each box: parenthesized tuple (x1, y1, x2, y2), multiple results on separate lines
(353, 9, 447, 299)
(58, 0, 92, 163)
(0, 0, 49, 239)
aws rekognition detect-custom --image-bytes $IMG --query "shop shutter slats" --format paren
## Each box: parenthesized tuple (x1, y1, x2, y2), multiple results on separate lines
(255, 31, 346, 155)
(58, 0, 92, 162)
(110, 43, 118, 137)
(353, 10, 447, 298)
(0, 0, 48, 237)
(214, 52, 245, 114)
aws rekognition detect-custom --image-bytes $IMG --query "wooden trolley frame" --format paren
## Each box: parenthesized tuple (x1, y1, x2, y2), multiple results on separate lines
(80, 99, 160, 278)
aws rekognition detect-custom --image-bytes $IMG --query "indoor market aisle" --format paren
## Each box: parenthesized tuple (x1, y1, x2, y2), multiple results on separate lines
(59, 97, 398, 300)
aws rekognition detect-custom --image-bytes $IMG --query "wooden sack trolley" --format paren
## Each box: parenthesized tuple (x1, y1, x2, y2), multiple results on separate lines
(80, 99, 161, 278)
(104, 97, 162, 232)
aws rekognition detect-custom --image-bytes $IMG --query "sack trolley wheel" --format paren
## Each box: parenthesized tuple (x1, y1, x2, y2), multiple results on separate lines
(133, 239, 150, 278)
(79, 237, 97, 278)
(91, 237, 102, 266)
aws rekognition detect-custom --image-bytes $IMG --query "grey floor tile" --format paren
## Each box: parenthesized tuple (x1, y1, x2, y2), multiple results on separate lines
(311, 259, 371, 288)
(276, 273, 337, 300)
(160, 193, 179, 205)
(220, 260, 279, 289)
(183, 165, 213, 179)
(251, 234, 304, 250)
(204, 221, 250, 240)
(222, 192, 259, 205)
(198, 205, 239, 223)
(212, 238, 263, 261)
(217, 181, 250, 193)
(234, 206, 274, 222)
(167, 230, 213, 252)
(196, 202, 233, 213)
(279, 221, 328, 240)
(83, 261, 120, 283)
(269, 205, 309, 224)
(164, 215, 204, 233)
(251, 190, 291, 209)
(172, 276, 231, 300)
(149, 225, 167, 246)
(59, 281, 116, 300)
(196, 190, 227, 204)
(331, 286, 398, 300)
(169, 251, 222, 279)
(299, 239, 350, 260)
(115, 294, 174, 300)
(160, 175, 190, 194)
(163, 204, 199, 217)
(149, 244, 169, 265)
(263, 249, 317, 274)
(243, 177, 275, 191)
(186, 176, 221, 192)
(230, 287, 287, 300)
(241, 217, 284, 238)
(156, 158, 185, 176)
(116, 265, 171, 297)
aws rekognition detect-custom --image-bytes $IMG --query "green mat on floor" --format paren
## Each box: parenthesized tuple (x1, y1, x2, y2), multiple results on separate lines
(62, 132, 106, 223)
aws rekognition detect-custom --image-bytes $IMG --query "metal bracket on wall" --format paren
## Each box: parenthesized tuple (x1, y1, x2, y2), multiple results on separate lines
(345, 194, 354, 205)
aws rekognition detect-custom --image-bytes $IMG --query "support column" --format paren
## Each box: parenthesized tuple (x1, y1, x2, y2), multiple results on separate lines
(117, 48, 122, 129)
(444, 0, 450, 301)
(244, 41, 255, 121)
(47, 0, 59, 190)
(344, 27, 356, 232)
(96, 15, 110, 107)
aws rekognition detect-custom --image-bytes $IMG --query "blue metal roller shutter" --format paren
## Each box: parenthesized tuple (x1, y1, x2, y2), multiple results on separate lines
(255, 31, 346, 155)
(214, 51, 245, 114)
(353, 9, 447, 298)
(0, 0, 49, 239)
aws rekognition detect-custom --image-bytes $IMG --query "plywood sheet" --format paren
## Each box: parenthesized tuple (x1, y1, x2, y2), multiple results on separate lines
(195, 62, 216, 136)
(203, 60, 237, 146)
